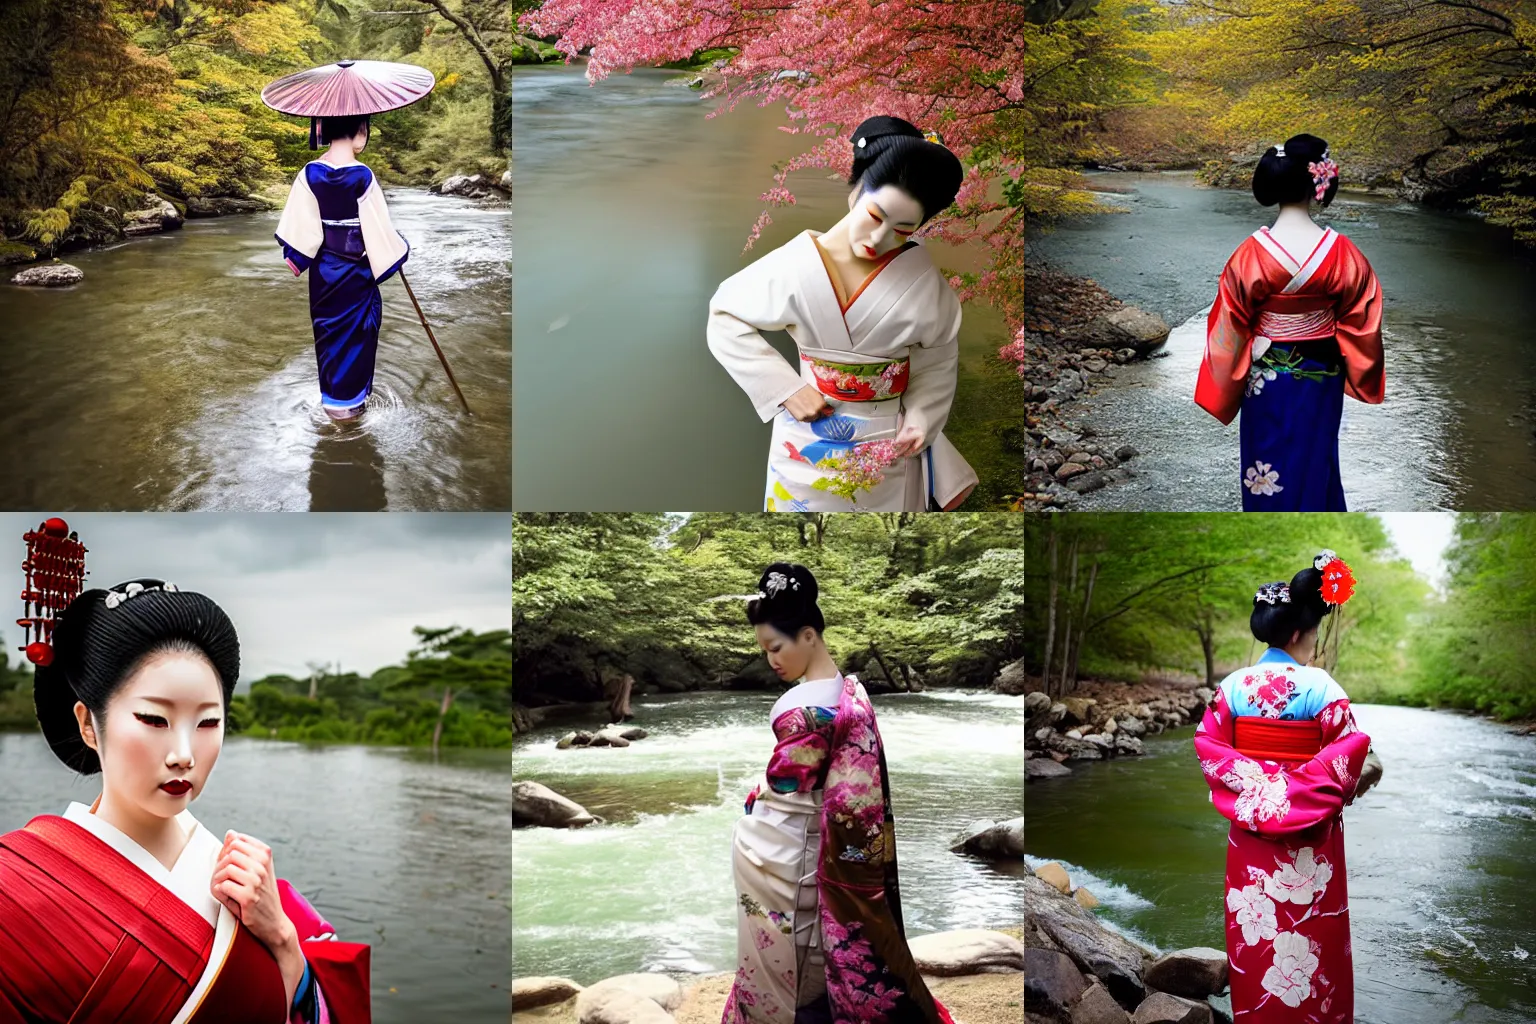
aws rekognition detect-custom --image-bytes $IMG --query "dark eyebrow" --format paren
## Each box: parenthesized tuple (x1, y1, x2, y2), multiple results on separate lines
(139, 697, 223, 710)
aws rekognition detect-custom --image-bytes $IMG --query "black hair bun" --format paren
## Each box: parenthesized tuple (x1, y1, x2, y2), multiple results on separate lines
(1253, 133, 1338, 208)
(848, 115, 963, 223)
(746, 563, 825, 637)
(33, 580, 240, 775)
(1249, 563, 1332, 647)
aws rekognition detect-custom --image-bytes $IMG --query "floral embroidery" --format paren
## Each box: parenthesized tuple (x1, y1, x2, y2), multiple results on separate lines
(822, 919, 902, 1018)
(1248, 669, 1298, 719)
(801, 354, 910, 402)
(1244, 461, 1284, 497)
(1246, 363, 1277, 396)
(1262, 931, 1320, 1007)
(1263, 847, 1332, 905)
(767, 910, 792, 935)
(1331, 754, 1355, 792)
(1223, 760, 1292, 827)
(1227, 884, 1279, 945)
(738, 893, 768, 918)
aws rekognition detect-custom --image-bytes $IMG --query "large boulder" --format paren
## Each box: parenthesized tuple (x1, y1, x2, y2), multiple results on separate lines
(433, 173, 510, 200)
(1096, 306, 1170, 355)
(1028, 758, 1073, 780)
(513, 976, 583, 1011)
(1058, 697, 1097, 728)
(575, 984, 675, 1024)
(123, 192, 183, 236)
(1073, 981, 1133, 1024)
(949, 817, 1023, 859)
(994, 657, 1029, 695)
(1025, 874, 1149, 1009)
(907, 928, 1024, 975)
(1034, 861, 1072, 894)
(1131, 992, 1211, 1024)
(580, 973, 683, 1012)
(185, 195, 272, 217)
(1025, 948, 1088, 1017)
(1143, 948, 1228, 1000)
(593, 728, 631, 747)
(512, 780, 597, 829)
(12, 263, 83, 287)
(617, 726, 648, 740)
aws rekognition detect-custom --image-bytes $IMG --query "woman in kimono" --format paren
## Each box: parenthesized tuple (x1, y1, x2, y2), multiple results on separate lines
(0, 558, 369, 1022)
(1193, 551, 1379, 1024)
(274, 114, 410, 421)
(707, 116, 977, 512)
(1194, 133, 1385, 511)
(724, 563, 953, 1024)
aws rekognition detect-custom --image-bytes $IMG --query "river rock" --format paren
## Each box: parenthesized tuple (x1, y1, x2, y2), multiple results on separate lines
(1074, 887, 1099, 910)
(1035, 861, 1072, 894)
(580, 973, 683, 1012)
(123, 192, 183, 236)
(575, 984, 675, 1024)
(995, 656, 1029, 695)
(1028, 758, 1072, 780)
(1073, 980, 1132, 1024)
(1026, 948, 1088, 1016)
(500, 169, 513, 191)
(1115, 716, 1146, 737)
(1144, 948, 1228, 1000)
(434, 173, 509, 200)
(513, 976, 584, 1010)
(1025, 874, 1148, 1009)
(949, 816, 1023, 859)
(908, 928, 1024, 975)
(1114, 734, 1144, 756)
(1131, 992, 1211, 1024)
(185, 195, 272, 217)
(1059, 697, 1096, 727)
(594, 728, 631, 747)
(12, 263, 83, 287)
(617, 726, 648, 740)
(1206, 992, 1233, 1024)
(557, 730, 596, 749)
(512, 780, 597, 828)
(1100, 306, 1170, 354)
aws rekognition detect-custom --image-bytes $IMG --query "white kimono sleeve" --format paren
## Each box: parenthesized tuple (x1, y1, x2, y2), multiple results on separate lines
(358, 174, 410, 282)
(706, 249, 808, 422)
(899, 281, 962, 446)
(274, 169, 323, 262)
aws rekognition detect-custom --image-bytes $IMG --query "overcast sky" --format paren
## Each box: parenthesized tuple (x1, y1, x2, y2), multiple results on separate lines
(2, 514, 510, 683)
(1375, 512, 1455, 591)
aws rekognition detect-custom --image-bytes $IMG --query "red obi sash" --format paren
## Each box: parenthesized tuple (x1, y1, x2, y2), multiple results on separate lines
(801, 353, 910, 402)
(1234, 716, 1323, 762)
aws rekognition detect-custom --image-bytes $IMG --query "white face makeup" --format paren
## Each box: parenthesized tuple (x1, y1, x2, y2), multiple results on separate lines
(756, 623, 817, 682)
(845, 183, 924, 262)
(78, 649, 226, 822)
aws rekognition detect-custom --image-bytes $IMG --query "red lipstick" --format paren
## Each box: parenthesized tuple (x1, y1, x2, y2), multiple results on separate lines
(862, 244, 878, 259)
(160, 780, 192, 796)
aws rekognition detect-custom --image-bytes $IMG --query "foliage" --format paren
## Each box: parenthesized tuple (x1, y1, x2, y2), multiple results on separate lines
(512, 513, 1026, 703)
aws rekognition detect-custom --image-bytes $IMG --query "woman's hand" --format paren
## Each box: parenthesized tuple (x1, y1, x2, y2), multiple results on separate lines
(211, 831, 306, 1007)
(892, 424, 925, 458)
(782, 386, 834, 422)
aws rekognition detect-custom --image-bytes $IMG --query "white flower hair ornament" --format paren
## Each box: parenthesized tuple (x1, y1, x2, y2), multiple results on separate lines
(1273, 143, 1286, 158)
(1255, 582, 1291, 606)
(761, 571, 801, 599)
(1313, 550, 1338, 571)
(104, 581, 178, 610)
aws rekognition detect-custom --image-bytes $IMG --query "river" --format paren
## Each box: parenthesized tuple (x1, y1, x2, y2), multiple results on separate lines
(0, 189, 510, 511)
(1029, 171, 1536, 510)
(511, 689, 1024, 983)
(511, 64, 1020, 511)
(1025, 705, 1536, 1024)
(0, 733, 512, 1023)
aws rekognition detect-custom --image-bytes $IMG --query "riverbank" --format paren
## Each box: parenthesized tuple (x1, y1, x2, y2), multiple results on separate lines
(1020, 261, 1169, 509)
(1026, 676, 1208, 780)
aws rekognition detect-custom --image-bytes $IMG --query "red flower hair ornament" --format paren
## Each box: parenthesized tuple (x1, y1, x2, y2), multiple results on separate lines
(1313, 548, 1356, 606)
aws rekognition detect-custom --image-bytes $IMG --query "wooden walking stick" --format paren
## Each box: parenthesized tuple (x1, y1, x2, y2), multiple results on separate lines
(399, 269, 473, 417)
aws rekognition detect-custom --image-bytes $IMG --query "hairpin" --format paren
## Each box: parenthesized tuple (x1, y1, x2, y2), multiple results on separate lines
(104, 581, 178, 610)
(20, 518, 88, 666)
(1255, 582, 1291, 605)
(1273, 143, 1286, 158)
(923, 129, 942, 145)
(1307, 153, 1339, 202)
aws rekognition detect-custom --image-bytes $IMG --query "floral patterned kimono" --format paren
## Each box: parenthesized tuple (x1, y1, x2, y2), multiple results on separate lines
(707, 231, 978, 511)
(1194, 649, 1372, 1023)
(724, 675, 952, 1024)
(1194, 226, 1384, 511)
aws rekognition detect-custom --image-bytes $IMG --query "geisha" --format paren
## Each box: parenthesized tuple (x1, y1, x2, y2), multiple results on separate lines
(1194, 133, 1385, 511)
(0, 521, 369, 1022)
(267, 61, 435, 421)
(707, 116, 978, 512)
(1193, 551, 1382, 1024)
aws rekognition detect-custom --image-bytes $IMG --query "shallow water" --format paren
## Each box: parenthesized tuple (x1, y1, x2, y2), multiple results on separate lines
(0, 189, 510, 510)
(0, 734, 512, 1023)
(1025, 705, 1536, 1023)
(511, 690, 1024, 983)
(1030, 172, 1536, 510)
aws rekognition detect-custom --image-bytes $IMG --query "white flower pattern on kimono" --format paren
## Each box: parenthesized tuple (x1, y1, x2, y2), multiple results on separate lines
(1226, 884, 1279, 945)
(1331, 754, 1355, 792)
(1223, 760, 1292, 827)
(1246, 364, 1277, 396)
(1244, 461, 1284, 496)
(1262, 931, 1320, 1008)
(1263, 847, 1333, 905)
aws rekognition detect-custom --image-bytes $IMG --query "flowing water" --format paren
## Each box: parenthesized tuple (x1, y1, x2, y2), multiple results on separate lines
(1029, 171, 1536, 510)
(0, 734, 512, 1023)
(511, 64, 1020, 511)
(0, 189, 510, 510)
(1024, 705, 1536, 1023)
(511, 690, 1024, 984)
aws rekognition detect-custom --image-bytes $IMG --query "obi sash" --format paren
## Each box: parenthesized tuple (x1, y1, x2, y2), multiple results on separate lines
(800, 353, 910, 402)
(1234, 716, 1323, 762)
(321, 221, 365, 262)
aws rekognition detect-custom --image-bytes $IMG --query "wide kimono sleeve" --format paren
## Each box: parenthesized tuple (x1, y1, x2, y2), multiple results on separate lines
(764, 707, 833, 794)
(897, 273, 962, 447)
(1193, 683, 1370, 837)
(706, 247, 809, 422)
(1194, 240, 1270, 426)
(280, 881, 371, 1024)
(1331, 234, 1385, 405)
(357, 171, 410, 285)
(275, 167, 323, 277)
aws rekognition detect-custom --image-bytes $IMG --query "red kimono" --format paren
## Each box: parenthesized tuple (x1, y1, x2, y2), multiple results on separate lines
(1194, 666, 1371, 1024)
(0, 813, 370, 1024)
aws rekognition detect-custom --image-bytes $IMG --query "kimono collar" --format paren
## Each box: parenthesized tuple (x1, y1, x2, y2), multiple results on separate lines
(1258, 647, 1301, 667)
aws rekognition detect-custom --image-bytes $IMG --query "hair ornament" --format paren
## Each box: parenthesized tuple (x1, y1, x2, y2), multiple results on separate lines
(1315, 550, 1356, 606)
(1308, 151, 1339, 202)
(20, 518, 88, 666)
(857, 137, 867, 149)
(1273, 143, 1286, 158)
(103, 580, 178, 610)
(923, 129, 942, 145)
(1255, 582, 1291, 606)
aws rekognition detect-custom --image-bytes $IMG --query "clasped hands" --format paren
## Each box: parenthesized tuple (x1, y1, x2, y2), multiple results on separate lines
(211, 830, 306, 1006)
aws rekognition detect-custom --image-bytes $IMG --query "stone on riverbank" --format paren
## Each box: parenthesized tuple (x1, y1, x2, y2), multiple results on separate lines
(1072, 981, 1132, 1024)
(908, 928, 1025, 975)
(1025, 873, 1149, 1009)
(1098, 306, 1170, 354)
(949, 817, 1023, 859)
(513, 780, 598, 828)
(575, 985, 674, 1024)
(1028, 757, 1073, 780)
(434, 173, 510, 200)
(514, 977, 585, 1011)
(995, 657, 1029, 695)
(186, 195, 273, 217)
(580, 973, 682, 1013)
(1074, 887, 1099, 910)
(11, 263, 83, 287)
(1027, 948, 1088, 1016)
(1131, 992, 1211, 1024)
(1035, 861, 1072, 894)
(124, 192, 184, 236)
(594, 728, 631, 747)
(1143, 948, 1228, 1000)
